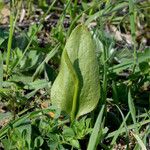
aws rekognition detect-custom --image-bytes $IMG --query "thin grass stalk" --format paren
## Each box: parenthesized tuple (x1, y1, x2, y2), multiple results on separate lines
(32, 44, 60, 81)
(87, 105, 105, 150)
(55, 0, 71, 39)
(106, 118, 150, 139)
(142, 125, 150, 147)
(6, 2, 20, 77)
(128, 0, 137, 72)
(102, 47, 108, 104)
(72, 0, 78, 19)
(128, 88, 139, 134)
(133, 123, 149, 150)
(110, 105, 130, 149)
(131, 131, 147, 150)
(0, 52, 3, 88)
(100, 29, 108, 106)
(6, 12, 13, 76)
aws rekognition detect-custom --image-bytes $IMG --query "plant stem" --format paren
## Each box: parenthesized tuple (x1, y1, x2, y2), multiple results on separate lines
(63, 50, 79, 122)
(0, 52, 3, 88)
(6, 1, 21, 77)
(102, 47, 108, 104)
(128, 0, 137, 72)
(6, 11, 14, 76)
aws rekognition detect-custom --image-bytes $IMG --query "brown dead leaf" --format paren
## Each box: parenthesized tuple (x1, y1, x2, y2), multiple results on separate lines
(40, 101, 49, 109)
(0, 6, 10, 24)
(0, 118, 10, 128)
(40, 101, 55, 118)
(107, 25, 133, 45)
(19, 8, 26, 23)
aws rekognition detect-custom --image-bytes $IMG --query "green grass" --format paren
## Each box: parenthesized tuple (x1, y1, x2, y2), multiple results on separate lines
(0, 0, 149, 149)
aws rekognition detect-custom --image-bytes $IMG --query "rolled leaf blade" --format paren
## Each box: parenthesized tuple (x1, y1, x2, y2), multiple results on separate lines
(51, 24, 100, 119)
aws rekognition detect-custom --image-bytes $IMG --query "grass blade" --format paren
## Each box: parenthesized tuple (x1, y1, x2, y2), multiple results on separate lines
(131, 131, 147, 150)
(0, 51, 3, 88)
(6, 13, 14, 74)
(110, 107, 129, 147)
(32, 44, 60, 81)
(106, 119, 150, 139)
(128, 88, 138, 133)
(6, 3, 20, 75)
(87, 105, 105, 150)
(128, 0, 137, 70)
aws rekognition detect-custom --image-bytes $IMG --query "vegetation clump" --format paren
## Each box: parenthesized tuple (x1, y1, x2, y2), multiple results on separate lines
(0, 0, 149, 149)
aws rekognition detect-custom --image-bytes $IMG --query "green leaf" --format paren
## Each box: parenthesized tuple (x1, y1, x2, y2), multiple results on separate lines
(34, 136, 44, 148)
(0, 29, 9, 46)
(70, 139, 80, 149)
(2, 138, 13, 150)
(139, 61, 150, 74)
(51, 24, 100, 119)
(25, 79, 49, 90)
(63, 126, 75, 138)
